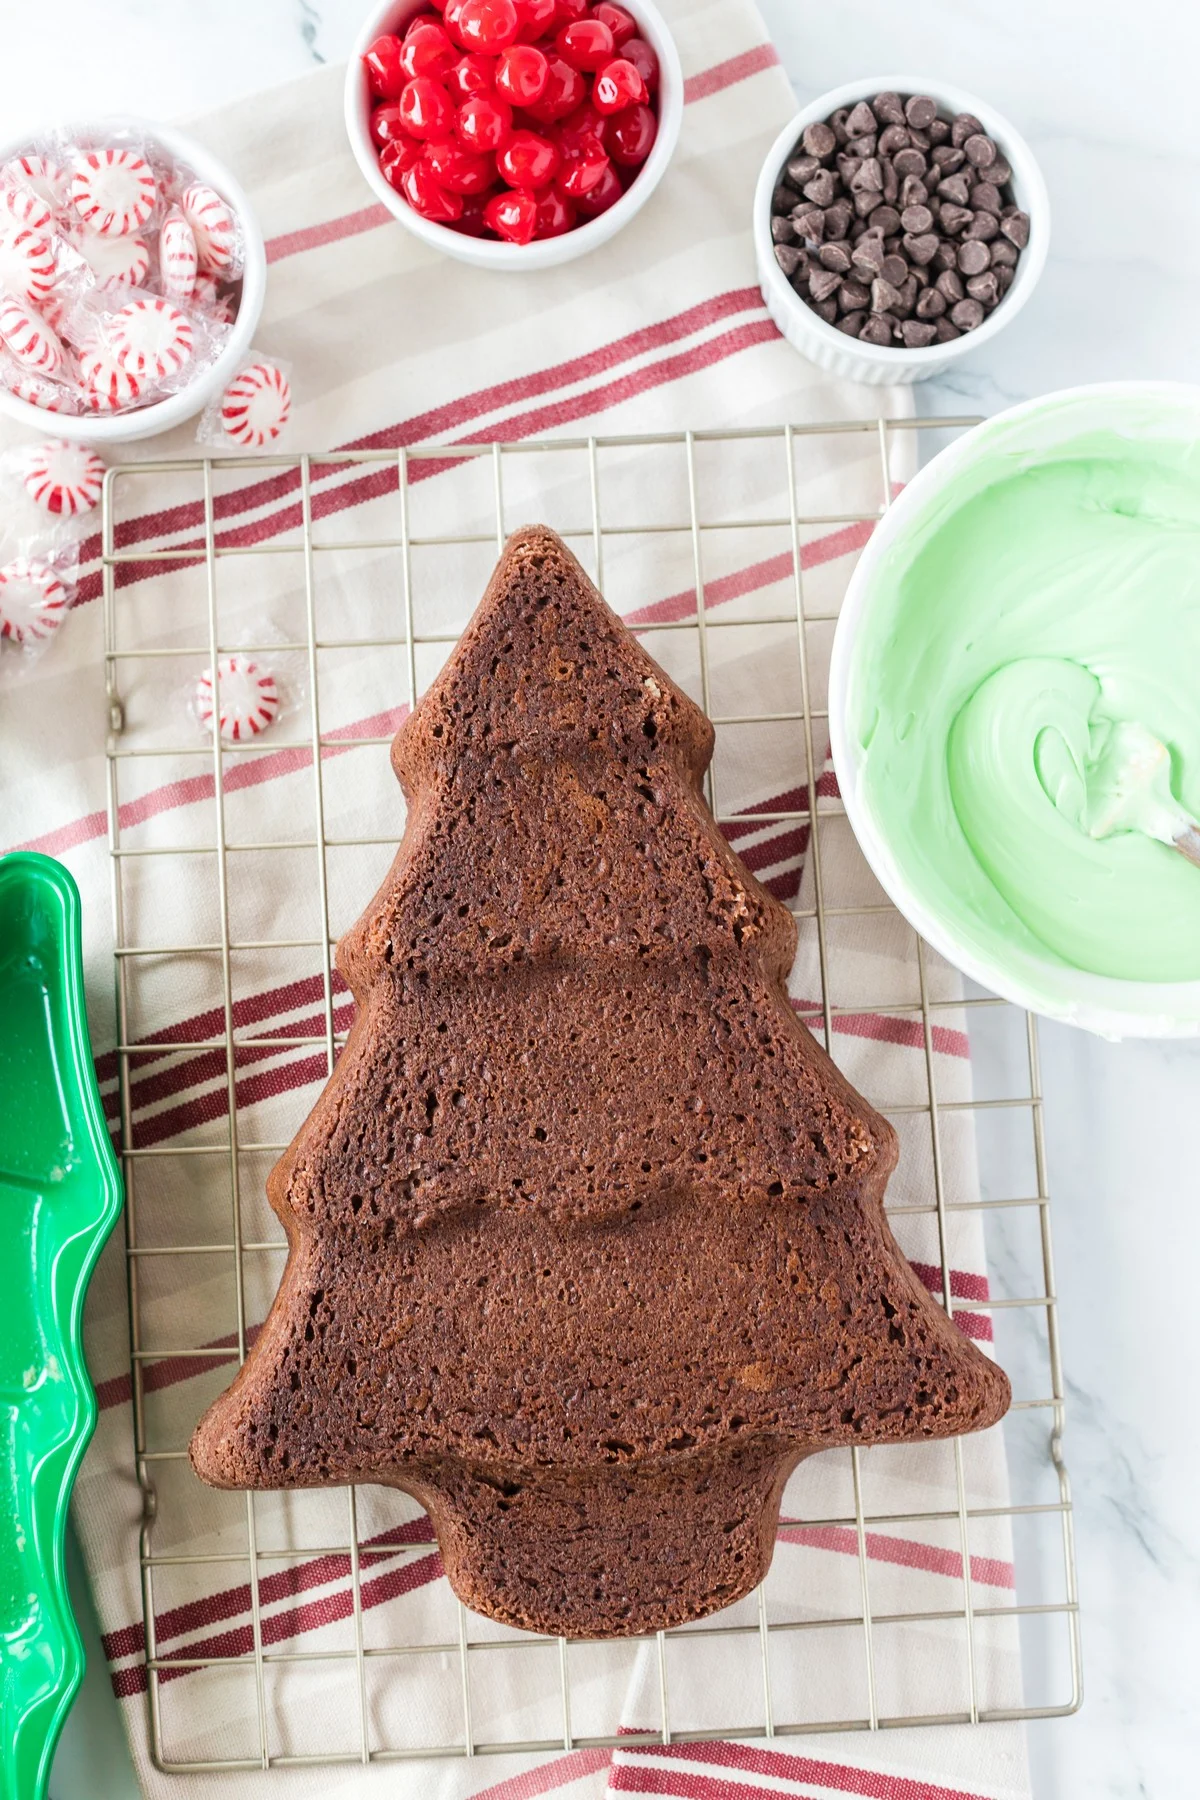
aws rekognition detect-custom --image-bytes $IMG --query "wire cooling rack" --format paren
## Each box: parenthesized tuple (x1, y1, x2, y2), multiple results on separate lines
(102, 420, 1081, 1774)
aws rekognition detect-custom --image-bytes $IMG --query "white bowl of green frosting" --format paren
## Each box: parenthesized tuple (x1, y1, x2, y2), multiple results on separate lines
(829, 382, 1200, 1038)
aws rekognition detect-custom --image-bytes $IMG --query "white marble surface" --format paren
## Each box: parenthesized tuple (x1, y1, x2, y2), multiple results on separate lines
(7, 4, 1198, 1798)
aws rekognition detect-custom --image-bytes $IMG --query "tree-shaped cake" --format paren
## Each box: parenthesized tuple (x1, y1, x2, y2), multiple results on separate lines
(191, 526, 1009, 1637)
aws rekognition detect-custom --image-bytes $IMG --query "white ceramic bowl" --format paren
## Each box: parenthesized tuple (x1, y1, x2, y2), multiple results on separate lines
(344, 0, 683, 270)
(0, 117, 266, 446)
(828, 381, 1200, 1040)
(755, 76, 1050, 387)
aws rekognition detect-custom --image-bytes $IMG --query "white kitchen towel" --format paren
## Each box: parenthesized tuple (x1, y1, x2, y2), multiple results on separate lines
(0, 5, 1032, 1797)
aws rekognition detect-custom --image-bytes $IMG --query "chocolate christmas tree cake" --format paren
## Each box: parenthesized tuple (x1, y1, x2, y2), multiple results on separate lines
(190, 525, 1010, 1637)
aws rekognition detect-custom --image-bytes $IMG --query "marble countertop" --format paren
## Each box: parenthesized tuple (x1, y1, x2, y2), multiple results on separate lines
(7, 5, 1197, 1798)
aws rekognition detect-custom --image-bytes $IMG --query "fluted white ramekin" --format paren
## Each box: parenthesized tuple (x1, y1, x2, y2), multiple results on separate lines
(754, 76, 1050, 387)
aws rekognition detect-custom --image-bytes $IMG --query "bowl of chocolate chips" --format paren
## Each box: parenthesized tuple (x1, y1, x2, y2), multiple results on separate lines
(755, 77, 1049, 384)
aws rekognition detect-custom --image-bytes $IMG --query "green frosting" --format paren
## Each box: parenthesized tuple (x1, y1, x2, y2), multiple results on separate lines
(847, 423, 1200, 987)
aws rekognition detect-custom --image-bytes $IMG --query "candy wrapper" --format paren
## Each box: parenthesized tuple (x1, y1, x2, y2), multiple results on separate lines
(0, 126, 248, 419)
(0, 440, 100, 672)
(0, 527, 79, 676)
(68, 290, 232, 414)
(197, 350, 292, 451)
(182, 624, 306, 746)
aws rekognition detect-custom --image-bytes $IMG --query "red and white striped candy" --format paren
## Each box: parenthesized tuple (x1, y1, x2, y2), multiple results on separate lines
(71, 227, 150, 291)
(179, 182, 238, 274)
(109, 295, 193, 380)
(0, 224, 57, 307)
(23, 439, 105, 515)
(0, 358, 75, 411)
(1, 154, 69, 216)
(159, 206, 197, 301)
(0, 556, 68, 643)
(78, 345, 142, 412)
(0, 293, 65, 375)
(220, 360, 291, 448)
(2, 178, 53, 235)
(2, 372, 74, 414)
(69, 147, 157, 238)
(195, 656, 280, 742)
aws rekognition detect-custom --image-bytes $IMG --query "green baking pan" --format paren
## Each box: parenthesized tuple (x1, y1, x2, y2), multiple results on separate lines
(0, 853, 123, 1800)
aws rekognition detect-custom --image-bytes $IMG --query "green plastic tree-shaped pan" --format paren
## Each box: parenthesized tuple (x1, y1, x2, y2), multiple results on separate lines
(0, 853, 123, 1800)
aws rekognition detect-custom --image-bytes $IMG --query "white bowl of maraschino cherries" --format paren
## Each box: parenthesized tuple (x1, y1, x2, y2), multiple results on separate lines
(344, 0, 683, 269)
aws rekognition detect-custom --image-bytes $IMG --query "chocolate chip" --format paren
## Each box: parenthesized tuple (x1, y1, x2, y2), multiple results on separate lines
(845, 100, 876, 136)
(771, 214, 795, 243)
(905, 93, 937, 128)
(937, 172, 971, 206)
(898, 176, 927, 211)
(963, 210, 999, 241)
(1001, 209, 1030, 247)
(949, 296, 985, 330)
(933, 241, 959, 271)
(830, 107, 851, 145)
(812, 297, 839, 322)
(859, 313, 895, 345)
(824, 199, 853, 238)
(938, 201, 973, 234)
(881, 160, 899, 202)
(802, 121, 838, 158)
(996, 262, 1016, 293)
(931, 144, 965, 173)
(878, 253, 908, 286)
(873, 90, 906, 125)
(792, 206, 825, 242)
(908, 126, 932, 151)
(786, 155, 819, 186)
(963, 133, 997, 168)
(790, 268, 810, 296)
(951, 112, 984, 148)
(808, 267, 844, 302)
(853, 187, 880, 218)
(901, 318, 938, 347)
(989, 237, 1018, 267)
(774, 243, 805, 276)
(966, 270, 1000, 305)
(934, 314, 962, 341)
(903, 231, 940, 266)
(969, 181, 1003, 216)
(803, 170, 837, 207)
(900, 203, 933, 234)
(989, 155, 1013, 184)
(848, 157, 884, 193)
(837, 310, 867, 335)
(868, 203, 901, 234)
(878, 123, 911, 156)
(870, 275, 903, 312)
(935, 267, 965, 300)
(928, 116, 950, 144)
(916, 285, 947, 318)
(893, 147, 928, 178)
(839, 278, 870, 309)
(957, 239, 991, 275)
(819, 239, 853, 272)
(851, 231, 886, 275)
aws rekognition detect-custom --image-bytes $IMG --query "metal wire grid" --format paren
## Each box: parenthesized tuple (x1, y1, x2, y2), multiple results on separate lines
(102, 420, 1081, 1774)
